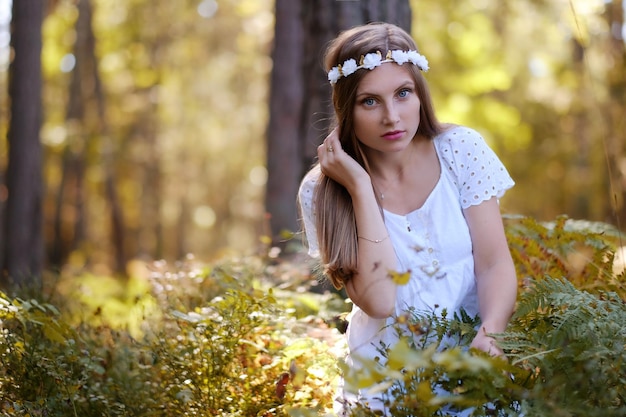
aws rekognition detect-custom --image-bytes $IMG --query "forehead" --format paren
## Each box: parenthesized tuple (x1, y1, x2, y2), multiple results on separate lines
(356, 64, 415, 94)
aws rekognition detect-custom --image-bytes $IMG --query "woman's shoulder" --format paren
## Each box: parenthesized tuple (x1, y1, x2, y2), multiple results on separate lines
(300, 164, 321, 187)
(298, 164, 321, 201)
(434, 124, 485, 146)
(433, 124, 489, 161)
(434, 124, 514, 207)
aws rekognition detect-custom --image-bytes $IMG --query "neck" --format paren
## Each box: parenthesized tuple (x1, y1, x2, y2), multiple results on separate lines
(370, 142, 419, 200)
(370, 140, 418, 182)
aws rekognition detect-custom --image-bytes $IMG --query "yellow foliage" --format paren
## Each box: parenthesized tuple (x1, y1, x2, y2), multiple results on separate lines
(389, 270, 411, 286)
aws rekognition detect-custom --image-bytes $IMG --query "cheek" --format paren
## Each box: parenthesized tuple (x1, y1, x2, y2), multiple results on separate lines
(352, 109, 370, 134)
(403, 100, 421, 124)
(408, 98, 421, 112)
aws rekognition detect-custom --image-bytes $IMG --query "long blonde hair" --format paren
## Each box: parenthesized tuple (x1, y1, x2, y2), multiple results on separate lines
(314, 22, 443, 289)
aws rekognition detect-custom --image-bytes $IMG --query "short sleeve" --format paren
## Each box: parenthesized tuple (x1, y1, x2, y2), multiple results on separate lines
(297, 165, 320, 257)
(437, 127, 515, 209)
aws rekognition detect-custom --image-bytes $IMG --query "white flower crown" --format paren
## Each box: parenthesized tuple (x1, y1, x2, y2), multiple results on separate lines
(327, 49, 429, 85)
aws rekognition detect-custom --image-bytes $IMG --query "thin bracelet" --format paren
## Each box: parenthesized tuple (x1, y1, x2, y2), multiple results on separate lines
(357, 235, 389, 243)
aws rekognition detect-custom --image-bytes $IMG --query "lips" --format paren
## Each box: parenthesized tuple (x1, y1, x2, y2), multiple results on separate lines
(382, 130, 404, 140)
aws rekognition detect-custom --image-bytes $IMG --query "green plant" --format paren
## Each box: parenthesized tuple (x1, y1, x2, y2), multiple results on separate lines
(0, 296, 137, 416)
(151, 263, 341, 416)
(335, 309, 523, 417)
(0, 216, 623, 416)
(327, 276, 625, 416)
(501, 277, 626, 416)
(0, 255, 343, 416)
(154, 288, 284, 416)
(309, 216, 626, 416)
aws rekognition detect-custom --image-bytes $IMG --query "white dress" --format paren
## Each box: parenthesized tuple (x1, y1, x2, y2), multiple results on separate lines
(298, 126, 515, 414)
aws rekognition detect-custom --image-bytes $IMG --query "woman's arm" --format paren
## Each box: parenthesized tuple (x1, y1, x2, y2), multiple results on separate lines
(345, 182, 398, 318)
(319, 130, 398, 319)
(464, 197, 517, 355)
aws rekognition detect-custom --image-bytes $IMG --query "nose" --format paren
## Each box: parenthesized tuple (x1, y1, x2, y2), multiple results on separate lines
(382, 101, 400, 125)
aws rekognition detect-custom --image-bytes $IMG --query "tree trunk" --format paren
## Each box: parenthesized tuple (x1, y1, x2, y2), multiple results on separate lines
(82, 0, 127, 275)
(50, 0, 91, 270)
(604, 0, 626, 228)
(1, 0, 45, 289)
(265, 0, 411, 248)
(265, 0, 304, 246)
(53, 0, 127, 275)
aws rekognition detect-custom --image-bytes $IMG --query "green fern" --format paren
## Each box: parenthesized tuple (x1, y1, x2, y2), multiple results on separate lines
(337, 278, 625, 416)
(499, 277, 626, 416)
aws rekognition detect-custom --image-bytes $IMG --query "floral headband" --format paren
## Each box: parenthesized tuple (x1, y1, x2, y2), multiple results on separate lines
(327, 49, 429, 85)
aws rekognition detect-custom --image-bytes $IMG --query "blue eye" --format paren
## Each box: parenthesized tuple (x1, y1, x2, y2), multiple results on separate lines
(362, 97, 376, 106)
(398, 88, 411, 98)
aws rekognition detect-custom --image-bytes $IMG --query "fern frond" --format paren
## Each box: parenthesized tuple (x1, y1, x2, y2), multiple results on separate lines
(501, 276, 626, 415)
(504, 215, 626, 299)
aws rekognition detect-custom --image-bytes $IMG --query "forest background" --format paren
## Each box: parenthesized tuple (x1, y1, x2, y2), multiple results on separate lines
(0, 0, 624, 283)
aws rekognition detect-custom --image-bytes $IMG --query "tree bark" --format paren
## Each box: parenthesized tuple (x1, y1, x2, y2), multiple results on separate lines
(1, 0, 45, 289)
(265, 0, 305, 245)
(265, 0, 411, 248)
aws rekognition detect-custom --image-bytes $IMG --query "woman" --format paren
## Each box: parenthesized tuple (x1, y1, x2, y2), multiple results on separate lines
(298, 22, 518, 414)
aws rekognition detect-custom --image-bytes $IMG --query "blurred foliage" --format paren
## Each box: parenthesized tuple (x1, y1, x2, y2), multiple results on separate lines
(0, 216, 623, 416)
(1, 0, 624, 276)
(0, 248, 346, 416)
(2, 0, 275, 274)
(412, 0, 625, 225)
(504, 214, 626, 297)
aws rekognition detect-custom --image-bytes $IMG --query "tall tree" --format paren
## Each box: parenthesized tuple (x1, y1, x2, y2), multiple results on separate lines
(49, 0, 127, 275)
(604, 0, 625, 227)
(50, 0, 92, 269)
(265, 0, 411, 247)
(1, 0, 45, 289)
(265, 0, 304, 246)
(82, 0, 127, 275)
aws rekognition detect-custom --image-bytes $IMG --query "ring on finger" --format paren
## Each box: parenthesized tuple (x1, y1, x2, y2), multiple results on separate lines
(327, 145, 334, 152)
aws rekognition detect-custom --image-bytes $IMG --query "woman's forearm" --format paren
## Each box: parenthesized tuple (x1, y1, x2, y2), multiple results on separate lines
(476, 260, 517, 333)
(345, 183, 398, 318)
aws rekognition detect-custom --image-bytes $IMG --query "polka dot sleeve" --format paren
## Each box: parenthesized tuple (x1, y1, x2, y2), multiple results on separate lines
(297, 166, 320, 257)
(437, 127, 514, 209)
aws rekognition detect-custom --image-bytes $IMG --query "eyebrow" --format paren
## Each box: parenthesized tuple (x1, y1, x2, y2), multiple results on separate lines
(355, 80, 415, 98)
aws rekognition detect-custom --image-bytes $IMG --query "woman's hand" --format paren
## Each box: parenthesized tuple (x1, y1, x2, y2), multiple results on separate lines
(470, 326, 504, 357)
(317, 128, 370, 193)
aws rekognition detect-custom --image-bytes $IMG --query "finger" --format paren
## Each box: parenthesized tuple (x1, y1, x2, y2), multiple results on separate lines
(327, 126, 339, 139)
(321, 139, 335, 154)
(324, 127, 340, 151)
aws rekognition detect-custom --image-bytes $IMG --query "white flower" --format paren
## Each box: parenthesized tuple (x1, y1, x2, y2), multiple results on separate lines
(328, 66, 341, 84)
(407, 51, 429, 71)
(361, 52, 383, 70)
(391, 50, 409, 65)
(327, 49, 429, 85)
(341, 58, 358, 76)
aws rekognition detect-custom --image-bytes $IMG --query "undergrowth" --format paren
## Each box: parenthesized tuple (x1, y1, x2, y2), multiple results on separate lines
(0, 256, 345, 416)
(0, 215, 623, 416)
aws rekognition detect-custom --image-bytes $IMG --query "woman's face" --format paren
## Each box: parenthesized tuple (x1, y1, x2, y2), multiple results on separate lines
(352, 63, 421, 156)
